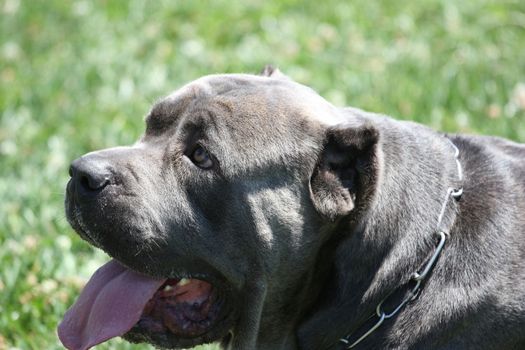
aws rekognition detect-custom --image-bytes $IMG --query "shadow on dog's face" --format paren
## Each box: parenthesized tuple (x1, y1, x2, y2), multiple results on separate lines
(63, 71, 378, 349)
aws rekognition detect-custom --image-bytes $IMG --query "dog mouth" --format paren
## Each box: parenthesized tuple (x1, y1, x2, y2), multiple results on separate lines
(136, 278, 221, 336)
(125, 276, 235, 349)
(58, 260, 235, 350)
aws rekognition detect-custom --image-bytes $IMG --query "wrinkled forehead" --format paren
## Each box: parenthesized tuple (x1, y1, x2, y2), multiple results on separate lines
(155, 74, 345, 127)
(145, 74, 344, 176)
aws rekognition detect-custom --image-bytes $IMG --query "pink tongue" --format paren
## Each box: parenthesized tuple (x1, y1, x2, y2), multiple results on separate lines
(57, 260, 166, 350)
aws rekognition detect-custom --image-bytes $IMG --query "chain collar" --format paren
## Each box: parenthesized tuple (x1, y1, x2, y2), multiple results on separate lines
(339, 139, 464, 349)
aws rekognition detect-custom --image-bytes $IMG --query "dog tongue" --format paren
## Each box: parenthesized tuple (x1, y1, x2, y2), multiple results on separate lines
(57, 259, 166, 350)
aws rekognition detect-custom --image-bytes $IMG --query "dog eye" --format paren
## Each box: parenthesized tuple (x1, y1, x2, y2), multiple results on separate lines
(190, 145, 213, 169)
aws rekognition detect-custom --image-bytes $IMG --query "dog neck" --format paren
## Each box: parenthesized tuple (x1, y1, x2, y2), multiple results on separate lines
(298, 116, 465, 349)
(339, 138, 463, 348)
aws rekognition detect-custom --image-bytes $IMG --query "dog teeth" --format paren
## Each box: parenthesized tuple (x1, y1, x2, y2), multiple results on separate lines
(177, 278, 190, 286)
(163, 285, 174, 292)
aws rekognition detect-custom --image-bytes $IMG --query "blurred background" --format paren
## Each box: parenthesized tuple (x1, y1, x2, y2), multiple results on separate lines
(0, 0, 524, 349)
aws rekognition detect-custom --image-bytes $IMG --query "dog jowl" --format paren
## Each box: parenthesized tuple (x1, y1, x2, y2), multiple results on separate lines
(59, 68, 525, 350)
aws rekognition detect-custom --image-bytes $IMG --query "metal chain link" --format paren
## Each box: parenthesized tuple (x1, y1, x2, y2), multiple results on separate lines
(340, 139, 463, 349)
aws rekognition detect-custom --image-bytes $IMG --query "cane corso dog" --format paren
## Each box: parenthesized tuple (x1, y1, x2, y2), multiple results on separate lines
(58, 67, 525, 350)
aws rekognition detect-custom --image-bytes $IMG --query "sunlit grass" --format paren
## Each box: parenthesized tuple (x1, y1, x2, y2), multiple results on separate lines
(0, 0, 524, 349)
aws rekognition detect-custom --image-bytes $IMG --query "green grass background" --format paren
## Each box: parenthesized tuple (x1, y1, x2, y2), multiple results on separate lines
(1, 0, 524, 349)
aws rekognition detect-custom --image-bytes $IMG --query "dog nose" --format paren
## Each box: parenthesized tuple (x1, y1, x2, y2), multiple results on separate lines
(69, 156, 113, 194)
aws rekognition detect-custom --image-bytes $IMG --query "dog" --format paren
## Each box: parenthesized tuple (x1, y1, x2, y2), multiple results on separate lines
(58, 66, 525, 350)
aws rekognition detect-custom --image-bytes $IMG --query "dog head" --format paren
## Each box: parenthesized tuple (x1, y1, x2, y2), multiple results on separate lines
(59, 67, 380, 349)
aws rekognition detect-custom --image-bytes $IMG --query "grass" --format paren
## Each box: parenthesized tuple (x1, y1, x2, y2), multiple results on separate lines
(0, 0, 524, 349)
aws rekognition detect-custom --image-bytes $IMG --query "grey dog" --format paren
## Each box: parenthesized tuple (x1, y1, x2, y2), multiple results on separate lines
(58, 67, 525, 350)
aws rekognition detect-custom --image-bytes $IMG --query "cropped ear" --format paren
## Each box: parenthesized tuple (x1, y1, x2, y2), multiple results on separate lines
(259, 65, 292, 81)
(309, 124, 379, 221)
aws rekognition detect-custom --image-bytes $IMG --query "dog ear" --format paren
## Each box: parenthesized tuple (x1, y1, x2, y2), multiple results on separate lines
(259, 65, 292, 81)
(309, 124, 379, 221)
